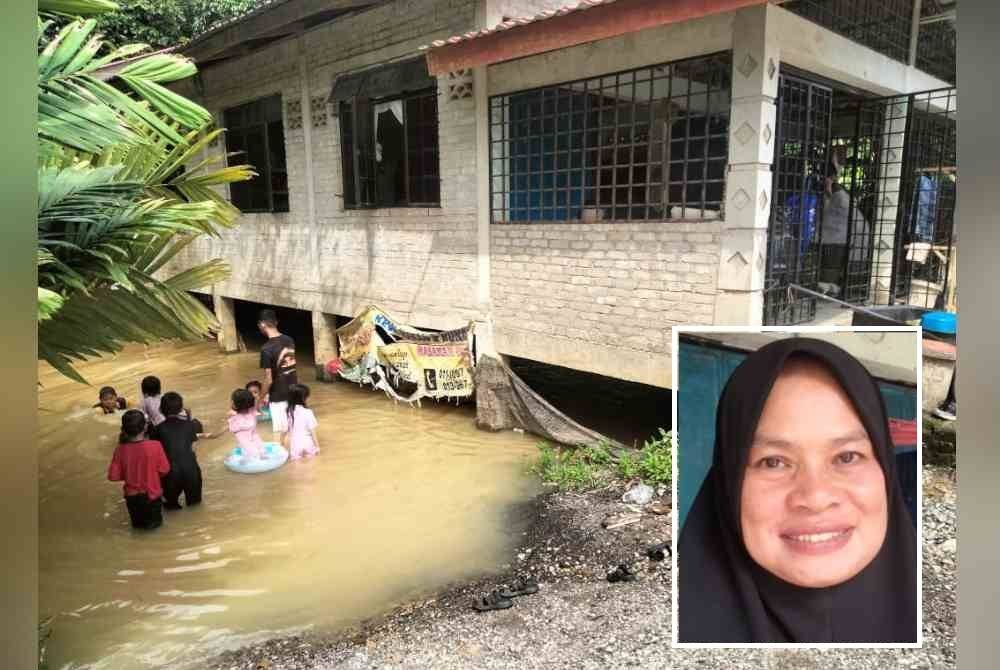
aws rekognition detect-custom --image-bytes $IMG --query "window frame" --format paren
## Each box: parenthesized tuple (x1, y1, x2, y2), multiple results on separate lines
(339, 87, 441, 210)
(223, 94, 289, 214)
(488, 51, 733, 225)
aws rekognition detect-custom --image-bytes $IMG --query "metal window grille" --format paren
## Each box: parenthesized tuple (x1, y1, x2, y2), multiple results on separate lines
(916, 0, 957, 84)
(782, 0, 914, 65)
(763, 75, 832, 326)
(339, 90, 440, 209)
(488, 52, 732, 224)
(890, 88, 957, 309)
(764, 79, 956, 325)
(224, 95, 289, 213)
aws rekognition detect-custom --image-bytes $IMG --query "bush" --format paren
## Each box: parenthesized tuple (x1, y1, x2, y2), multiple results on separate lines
(638, 428, 673, 486)
(531, 430, 674, 492)
(532, 441, 610, 491)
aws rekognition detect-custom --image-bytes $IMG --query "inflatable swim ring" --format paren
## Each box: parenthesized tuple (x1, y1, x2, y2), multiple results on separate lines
(256, 404, 272, 423)
(224, 442, 288, 474)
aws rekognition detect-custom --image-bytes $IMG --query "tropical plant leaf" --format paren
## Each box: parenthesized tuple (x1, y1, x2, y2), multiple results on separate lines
(39, 0, 120, 18)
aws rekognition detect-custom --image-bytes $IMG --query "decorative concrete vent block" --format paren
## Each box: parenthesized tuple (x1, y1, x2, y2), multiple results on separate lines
(310, 96, 328, 127)
(447, 69, 473, 100)
(286, 100, 303, 130)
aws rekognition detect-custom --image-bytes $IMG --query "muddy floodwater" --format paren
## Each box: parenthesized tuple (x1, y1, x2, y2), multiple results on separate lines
(39, 341, 541, 669)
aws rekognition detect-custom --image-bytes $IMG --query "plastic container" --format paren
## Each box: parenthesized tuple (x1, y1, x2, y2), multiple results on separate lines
(921, 311, 957, 335)
(224, 442, 289, 474)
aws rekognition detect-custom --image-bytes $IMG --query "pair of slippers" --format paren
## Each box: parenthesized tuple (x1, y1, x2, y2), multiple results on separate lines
(606, 542, 672, 583)
(472, 578, 539, 612)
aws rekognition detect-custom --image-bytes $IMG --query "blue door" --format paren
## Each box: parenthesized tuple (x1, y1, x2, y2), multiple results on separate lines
(676, 341, 918, 532)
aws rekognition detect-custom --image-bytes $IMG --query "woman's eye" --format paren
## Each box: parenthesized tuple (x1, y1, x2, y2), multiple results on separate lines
(757, 456, 786, 469)
(836, 451, 863, 465)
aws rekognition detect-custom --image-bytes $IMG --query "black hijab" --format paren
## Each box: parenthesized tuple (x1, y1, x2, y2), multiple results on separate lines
(677, 337, 917, 643)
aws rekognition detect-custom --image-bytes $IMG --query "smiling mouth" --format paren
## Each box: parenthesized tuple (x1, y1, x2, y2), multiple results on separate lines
(779, 528, 854, 554)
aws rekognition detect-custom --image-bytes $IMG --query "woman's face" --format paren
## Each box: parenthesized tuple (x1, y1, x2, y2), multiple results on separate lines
(740, 359, 888, 588)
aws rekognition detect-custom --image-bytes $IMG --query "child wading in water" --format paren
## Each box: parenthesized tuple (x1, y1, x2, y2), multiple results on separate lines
(151, 392, 220, 510)
(140, 376, 166, 428)
(284, 383, 320, 460)
(107, 410, 170, 530)
(246, 380, 270, 422)
(228, 388, 265, 462)
(94, 386, 127, 416)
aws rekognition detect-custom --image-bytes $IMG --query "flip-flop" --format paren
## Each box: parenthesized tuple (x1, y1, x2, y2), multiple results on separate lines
(499, 578, 539, 599)
(646, 542, 672, 562)
(472, 590, 513, 612)
(606, 564, 637, 583)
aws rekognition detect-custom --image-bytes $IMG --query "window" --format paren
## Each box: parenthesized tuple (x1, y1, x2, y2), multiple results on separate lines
(223, 95, 289, 213)
(332, 58, 440, 208)
(489, 52, 732, 224)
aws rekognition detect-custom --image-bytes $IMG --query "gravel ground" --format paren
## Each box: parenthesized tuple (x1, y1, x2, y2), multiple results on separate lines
(208, 466, 956, 670)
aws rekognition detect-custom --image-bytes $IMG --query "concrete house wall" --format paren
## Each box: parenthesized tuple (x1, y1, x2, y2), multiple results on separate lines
(169, 0, 484, 336)
(168, 0, 954, 390)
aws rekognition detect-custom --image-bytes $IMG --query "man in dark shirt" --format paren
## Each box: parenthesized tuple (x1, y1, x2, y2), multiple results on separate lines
(151, 392, 217, 510)
(258, 309, 297, 440)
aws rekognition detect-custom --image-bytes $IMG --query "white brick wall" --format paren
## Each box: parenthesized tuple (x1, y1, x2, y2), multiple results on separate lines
(167, 0, 482, 331)
(491, 222, 722, 360)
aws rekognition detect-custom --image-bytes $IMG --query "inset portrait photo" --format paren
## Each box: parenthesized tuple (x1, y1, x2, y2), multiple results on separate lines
(671, 327, 922, 647)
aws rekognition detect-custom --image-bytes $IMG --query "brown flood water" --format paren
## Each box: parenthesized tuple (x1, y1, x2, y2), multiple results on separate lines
(39, 341, 541, 669)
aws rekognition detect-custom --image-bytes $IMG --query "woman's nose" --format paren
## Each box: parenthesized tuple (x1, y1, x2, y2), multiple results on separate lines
(787, 465, 840, 513)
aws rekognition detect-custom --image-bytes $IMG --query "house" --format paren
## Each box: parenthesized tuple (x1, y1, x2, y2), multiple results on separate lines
(167, 0, 957, 394)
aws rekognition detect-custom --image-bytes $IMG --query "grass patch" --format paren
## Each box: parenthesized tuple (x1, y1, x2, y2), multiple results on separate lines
(531, 429, 673, 492)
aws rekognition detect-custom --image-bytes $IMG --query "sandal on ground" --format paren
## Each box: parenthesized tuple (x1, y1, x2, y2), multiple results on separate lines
(499, 577, 539, 599)
(606, 564, 637, 583)
(472, 590, 513, 612)
(646, 542, 671, 562)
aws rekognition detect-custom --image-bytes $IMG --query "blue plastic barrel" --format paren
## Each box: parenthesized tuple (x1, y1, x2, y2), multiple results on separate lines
(922, 311, 956, 335)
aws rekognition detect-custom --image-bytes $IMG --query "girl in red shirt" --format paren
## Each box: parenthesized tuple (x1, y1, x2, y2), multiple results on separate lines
(108, 410, 170, 530)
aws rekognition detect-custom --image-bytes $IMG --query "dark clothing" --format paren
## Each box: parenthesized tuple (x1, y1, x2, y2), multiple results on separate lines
(151, 416, 204, 508)
(678, 337, 918, 644)
(261, 334, 297, 403)
(125, 493, 163, 530)
(162, 467, 202, 509)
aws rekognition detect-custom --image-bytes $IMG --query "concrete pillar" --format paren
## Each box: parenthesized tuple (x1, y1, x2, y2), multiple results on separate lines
(713, 5, 778, 326)
(871, 98, 909, 305)
(312, 310, 340, 381)
(214, 295, 243, 353)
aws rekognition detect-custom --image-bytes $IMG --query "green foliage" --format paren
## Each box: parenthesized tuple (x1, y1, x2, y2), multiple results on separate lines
(637, 428, 673, 486)
(531, 430, 674, 492)
(36, 2, 256, 383)
(532, 441, 610, 492)
(93, 0, 262, 50)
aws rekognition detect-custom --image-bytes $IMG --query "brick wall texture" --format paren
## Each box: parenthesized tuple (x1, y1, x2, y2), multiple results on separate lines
(166, 0, 725, 385)
(491, 223, 721, 358)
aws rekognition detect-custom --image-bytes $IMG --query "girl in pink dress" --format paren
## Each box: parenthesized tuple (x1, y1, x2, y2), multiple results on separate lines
(283, 384, 320, 460)
(228, 388, 264, 462)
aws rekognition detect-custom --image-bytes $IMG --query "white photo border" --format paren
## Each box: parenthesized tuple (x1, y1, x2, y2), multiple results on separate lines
(670, 325, 924, 649)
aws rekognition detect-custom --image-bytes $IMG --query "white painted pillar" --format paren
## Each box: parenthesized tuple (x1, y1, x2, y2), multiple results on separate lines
(213, 294, 242, 353)
(713, 5, 779, 326)
(298, 45, 320, 283)
(311, 311, 340, 381)
(871, 98, 909, 305)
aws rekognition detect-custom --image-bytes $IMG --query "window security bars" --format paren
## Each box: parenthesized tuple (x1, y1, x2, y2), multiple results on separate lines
(340, 91, 440, 208)
(223, 95, 289, 213)
(488, 52, 732, 224)
(782, 0, 914, 65)
(763, 75, 833, 326)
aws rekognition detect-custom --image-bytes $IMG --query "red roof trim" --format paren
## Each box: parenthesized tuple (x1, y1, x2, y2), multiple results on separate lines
(424, 0, 765, 75)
